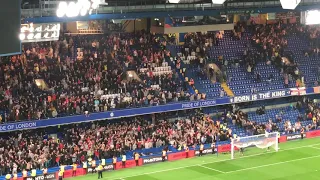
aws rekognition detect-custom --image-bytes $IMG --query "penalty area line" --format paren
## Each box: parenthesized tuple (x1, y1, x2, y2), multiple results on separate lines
(225, 154, 320, 174)
(198, 165, 225, 173)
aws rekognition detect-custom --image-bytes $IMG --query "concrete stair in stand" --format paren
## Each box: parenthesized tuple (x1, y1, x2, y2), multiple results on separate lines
(221, 82, 235, 97)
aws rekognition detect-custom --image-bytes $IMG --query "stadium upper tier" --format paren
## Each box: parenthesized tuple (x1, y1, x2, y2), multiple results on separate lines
(171, 23, 318, 99)
(1, 23, 320, 124)
(0, 32, 201, 123)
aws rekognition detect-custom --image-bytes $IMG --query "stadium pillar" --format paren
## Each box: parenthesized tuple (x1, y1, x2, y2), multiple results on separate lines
(63, 23, 67, 32)
(147, 18, 151, 33)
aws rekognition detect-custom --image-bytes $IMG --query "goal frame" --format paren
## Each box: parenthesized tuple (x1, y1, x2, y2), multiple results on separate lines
(230, 132, 279, 159)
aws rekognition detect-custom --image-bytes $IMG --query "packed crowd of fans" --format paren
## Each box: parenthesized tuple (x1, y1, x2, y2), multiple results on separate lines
(230, 97, 320, 137)
(1, 96, 319, 175)
(0, 109, 226, 175)
(0, 32, 204, 122)
(2, 22, 320, 176)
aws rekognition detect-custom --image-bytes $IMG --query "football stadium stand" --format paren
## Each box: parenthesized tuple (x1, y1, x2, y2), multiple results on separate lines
(3, 3, 320, 179)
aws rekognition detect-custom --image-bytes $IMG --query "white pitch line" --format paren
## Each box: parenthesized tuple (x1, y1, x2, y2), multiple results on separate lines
(110, 142, 320, 180)
(198, 165, 225, 173)
(225, 154, 320, 174)
(310, 146, 320, 150)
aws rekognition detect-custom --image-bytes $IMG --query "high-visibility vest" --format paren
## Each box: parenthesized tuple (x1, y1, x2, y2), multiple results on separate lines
(101, 159, 106, 166)
(113, 158, 117, 164)
(200, 144, 204, 150)
(98, 165, 103, 171)
(60, 165, 65, 172)
(43, 168, 48, 174)
(177, 145, 182, 151)
(31, 169, 36, 177)
(135, 153, 139, 160)
(22, 170, 28, 177)
(83, 162, 87, 168)
(5, 174, 10, 180)
(92, 160, 96, 167)
(185, 147, 189, 152)
(13, 173, 17, 180)
(58, 171, 63, 177)
(73, 164, 77, 170)
(88, 158, 92, 165)
(122, 155, 126, 162)
(162, 150, 166, 156)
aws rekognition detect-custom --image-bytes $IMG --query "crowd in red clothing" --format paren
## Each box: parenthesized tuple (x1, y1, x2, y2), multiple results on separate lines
(0, 32, 196, 123)
(0, 109, 226, 175)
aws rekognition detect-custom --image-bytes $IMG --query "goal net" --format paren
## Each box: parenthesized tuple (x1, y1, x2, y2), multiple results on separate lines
(231, 132, 279, 159)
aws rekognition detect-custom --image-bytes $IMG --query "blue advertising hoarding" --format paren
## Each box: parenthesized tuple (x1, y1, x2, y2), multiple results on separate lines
(0, 86, 316, 132)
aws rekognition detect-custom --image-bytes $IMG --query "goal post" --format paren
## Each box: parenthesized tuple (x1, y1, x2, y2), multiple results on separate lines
(231, 132, 279, 159)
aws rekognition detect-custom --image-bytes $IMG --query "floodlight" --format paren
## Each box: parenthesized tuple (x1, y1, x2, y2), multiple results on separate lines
(35, 26, 42, 32)
(91, 2, 99, 9)
(29, 23, 34, 32)
(19, 33, 25, 41)
(58, 1, 68, 10)
(58, 1, 68, 12)
(212, 0, 226, 4)
(91, 0, 100, 4)
(27, 33, 34, 40)
(57, 1, 68, 17)
(84, 0, 91, 8)
(80, 8, 87, 16)
(56, 8, 65, 17)
(51, 32, 59, 38)
(34, 33, 41, 39)
(280, 0, 301, 9)
(168, 0, 180, 3)
(51, 25, 56, 31)
(66, 2, 78, 17)
(305, 10, 320, 25)
(43, 32, 49, 38)
(21, 26, 28, 32)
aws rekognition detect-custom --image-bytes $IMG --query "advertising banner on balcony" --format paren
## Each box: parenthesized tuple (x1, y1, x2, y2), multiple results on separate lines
(0, 87, 317, 132)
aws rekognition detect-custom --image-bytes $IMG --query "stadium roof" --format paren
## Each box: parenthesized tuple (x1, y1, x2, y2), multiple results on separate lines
(21, 0, 281, 9)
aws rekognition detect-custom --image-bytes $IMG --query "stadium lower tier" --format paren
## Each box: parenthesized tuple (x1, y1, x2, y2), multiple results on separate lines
(5, 129, 320, 180)
(74, 137, 320, 180)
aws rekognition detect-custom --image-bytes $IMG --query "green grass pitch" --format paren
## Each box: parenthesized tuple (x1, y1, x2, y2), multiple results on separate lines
(71, 138, 320, 180)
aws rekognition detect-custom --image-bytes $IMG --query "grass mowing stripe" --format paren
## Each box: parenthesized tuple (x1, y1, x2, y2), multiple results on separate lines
(198, 165, 225, 173)
(225, 154, 320, 174)
(111, 142, 320, 180)
(310, 146, 320, 150)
